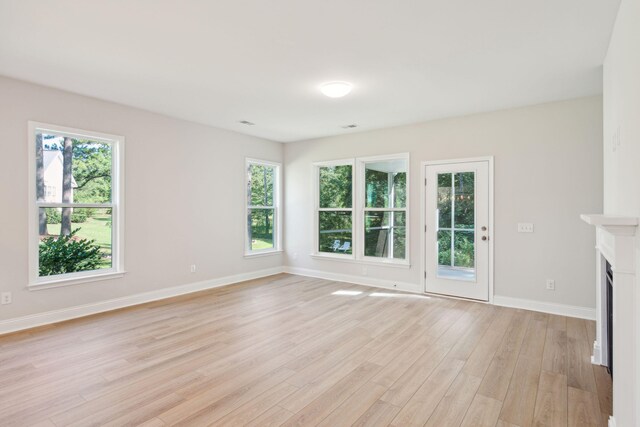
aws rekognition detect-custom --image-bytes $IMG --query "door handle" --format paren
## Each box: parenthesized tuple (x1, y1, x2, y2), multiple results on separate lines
(482, 236, 488, 241)
(481, 226, 487, 231)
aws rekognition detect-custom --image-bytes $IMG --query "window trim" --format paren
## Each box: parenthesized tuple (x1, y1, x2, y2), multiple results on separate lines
(312, 154, 409, 266)
(313, 158, 356, 260)
(244, 158, 282, 257)
(27, 121, 125, 289)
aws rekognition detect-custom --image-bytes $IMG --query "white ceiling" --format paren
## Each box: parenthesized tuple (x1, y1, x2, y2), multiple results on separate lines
(0, 0, 620, 142)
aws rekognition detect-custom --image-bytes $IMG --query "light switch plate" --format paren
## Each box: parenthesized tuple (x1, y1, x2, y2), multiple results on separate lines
(518, 223, 534, 233)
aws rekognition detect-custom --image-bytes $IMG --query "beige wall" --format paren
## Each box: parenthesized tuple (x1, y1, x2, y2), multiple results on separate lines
(0, 76, 604, 323)
(0, 76, 283, 320)
(284, 97, 603, 309)
(603, 0, 640, 422)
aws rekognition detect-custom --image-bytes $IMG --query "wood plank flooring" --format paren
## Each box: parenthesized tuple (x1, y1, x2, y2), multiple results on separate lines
(0, 274, 611, 426)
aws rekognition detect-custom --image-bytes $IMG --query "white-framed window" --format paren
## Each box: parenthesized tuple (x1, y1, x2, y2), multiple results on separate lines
(358, 153, 409, 264)
(28, 122, 125, 289)
(314, 159, 355, 258)
(245, 158, 282, 256)
(313, 154, 409, 266)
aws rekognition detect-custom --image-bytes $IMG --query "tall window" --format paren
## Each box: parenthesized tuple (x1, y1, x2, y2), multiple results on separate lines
(314, 154, 408, 264)
(246, 159, 281, 255)
(29, 122, 124, 287)
(361, 156, 408, 261)
(316, 161, 354, 256)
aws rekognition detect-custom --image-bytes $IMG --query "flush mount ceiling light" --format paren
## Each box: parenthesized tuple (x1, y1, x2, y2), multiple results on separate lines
(320, 81, 353, 98)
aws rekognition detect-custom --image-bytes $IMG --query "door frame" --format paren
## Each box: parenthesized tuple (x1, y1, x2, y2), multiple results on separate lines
(420, 156, 495, 303)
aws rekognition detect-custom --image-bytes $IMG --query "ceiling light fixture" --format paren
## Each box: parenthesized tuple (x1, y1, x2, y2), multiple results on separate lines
(239, 120, 255, 126)
(320, 81, 353, 98)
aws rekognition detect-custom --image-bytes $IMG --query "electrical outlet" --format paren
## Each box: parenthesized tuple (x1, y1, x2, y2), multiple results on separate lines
(518, 223, 534, 233)
(1, 292, 12, 305)
(546, 279, 555, 291)
(190, 264, 196, 273)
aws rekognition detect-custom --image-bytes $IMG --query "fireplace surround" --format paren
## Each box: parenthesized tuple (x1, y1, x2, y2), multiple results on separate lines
(581, 214, 638, 427)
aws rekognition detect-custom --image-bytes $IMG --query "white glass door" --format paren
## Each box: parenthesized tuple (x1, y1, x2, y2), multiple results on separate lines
(425, 160, 489, 300)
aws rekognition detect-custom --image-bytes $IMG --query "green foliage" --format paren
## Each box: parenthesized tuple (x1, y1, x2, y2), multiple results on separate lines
(438, 230, 451, 265)
(39, 229, 103, 276)
(317, 165, 353, 254)
(45, 208, 61, 224)
(364, 212, 406, 259)
(46, 208, 88, 226)
(393, 172, 407, 208)
(40, 136, 112, 204)
(319, 165, 352, 208)
(248, 164, 274, 207)
(438, 230, 475, 268)
(318, 211, 352, 253)
(454, 232, 475, 267)
(365, 169, 388, 208)
(365, 169, 407, 209)
(362, 167, 406, 258)
(454, 172, 474, 229)
(438, 172, 474, 229)
(249, 209, 274, 249)
(318, 164, 407, 258)
(248, 165, 275, 246)
(70, 141, 112, 204)
(71, 209, 88, 223)
(437, 171, 475, 268)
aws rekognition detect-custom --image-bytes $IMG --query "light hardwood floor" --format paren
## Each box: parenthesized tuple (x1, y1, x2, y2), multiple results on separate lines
(0, 274, 611, 426)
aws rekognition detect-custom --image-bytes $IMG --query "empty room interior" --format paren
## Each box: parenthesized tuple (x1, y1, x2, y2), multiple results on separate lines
(1, 0, 639, 426)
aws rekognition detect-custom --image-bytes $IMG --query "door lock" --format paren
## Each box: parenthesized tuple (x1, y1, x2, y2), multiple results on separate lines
(481, 236, 488, 241)
(481, 226, 487, 231)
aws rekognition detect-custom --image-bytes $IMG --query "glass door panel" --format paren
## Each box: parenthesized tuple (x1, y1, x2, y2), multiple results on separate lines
(436, 171, 476, 281)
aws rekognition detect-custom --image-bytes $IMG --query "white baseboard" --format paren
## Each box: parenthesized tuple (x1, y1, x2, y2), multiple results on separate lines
(0, 267, 284, 335)
(284, 266, 422, 293)
(1, 267, 597, 335)
(285, 267, 596, 320)
(493, 295, 595, 320)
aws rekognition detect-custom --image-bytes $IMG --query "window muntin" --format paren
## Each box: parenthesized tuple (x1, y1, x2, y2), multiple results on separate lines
(246, 160, 281, 254)
(314, 154, 409, 265)
(362, 158, 408, 261)
(30, 123, 123, 286)
(316, 163, 353, 255)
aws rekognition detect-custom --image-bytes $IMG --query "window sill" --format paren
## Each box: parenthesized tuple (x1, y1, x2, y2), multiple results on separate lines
(310, 254, 411, 268)
(28, 271, 127, 291)
(244, 249, 283, 258)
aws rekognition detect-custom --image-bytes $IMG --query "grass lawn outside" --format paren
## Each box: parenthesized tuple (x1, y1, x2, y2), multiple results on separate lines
(45, 210, 112, 269)
(251, 236, 274, 250)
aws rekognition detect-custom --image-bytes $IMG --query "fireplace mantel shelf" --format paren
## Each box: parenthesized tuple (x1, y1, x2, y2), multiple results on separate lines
(581, 214, 639, 236)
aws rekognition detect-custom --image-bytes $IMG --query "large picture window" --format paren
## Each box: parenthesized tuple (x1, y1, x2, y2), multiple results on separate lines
(29, 122, 124, 287)
(314, 154, 409, 265)
(246, 159, 281, 255)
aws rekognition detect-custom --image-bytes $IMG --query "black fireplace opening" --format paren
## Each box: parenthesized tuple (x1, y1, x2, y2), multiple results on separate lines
(606, 260, 613, 376)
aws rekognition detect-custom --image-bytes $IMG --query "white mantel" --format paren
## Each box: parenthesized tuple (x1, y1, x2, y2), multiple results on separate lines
(581, 213, 639, 427)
